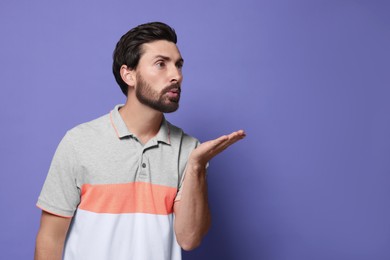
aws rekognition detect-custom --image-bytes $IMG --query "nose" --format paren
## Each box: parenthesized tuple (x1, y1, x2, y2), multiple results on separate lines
(169, 64, 183, 84)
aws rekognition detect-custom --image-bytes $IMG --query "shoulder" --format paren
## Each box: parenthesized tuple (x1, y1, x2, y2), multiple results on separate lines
(166, 120, 200, 149)
(63, 113, 112, 145)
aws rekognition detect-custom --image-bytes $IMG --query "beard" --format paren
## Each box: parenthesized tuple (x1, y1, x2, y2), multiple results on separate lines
(135, 74, 181, 113)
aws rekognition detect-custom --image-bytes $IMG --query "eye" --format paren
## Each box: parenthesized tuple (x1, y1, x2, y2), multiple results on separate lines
(176, 62, 183, 70)
(156, 61, 166, 68)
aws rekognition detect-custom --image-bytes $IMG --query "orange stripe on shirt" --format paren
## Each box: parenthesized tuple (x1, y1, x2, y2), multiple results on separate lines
(78, 182, 177, 215)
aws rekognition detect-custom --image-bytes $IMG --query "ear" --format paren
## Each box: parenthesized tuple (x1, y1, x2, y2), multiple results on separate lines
(120, 65, 136, 88)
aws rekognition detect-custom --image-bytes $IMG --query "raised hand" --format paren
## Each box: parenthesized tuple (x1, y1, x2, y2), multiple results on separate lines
(188, 130, 246, 167)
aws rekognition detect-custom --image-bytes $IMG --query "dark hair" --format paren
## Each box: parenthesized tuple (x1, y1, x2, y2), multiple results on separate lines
(112, 22, 178, 96)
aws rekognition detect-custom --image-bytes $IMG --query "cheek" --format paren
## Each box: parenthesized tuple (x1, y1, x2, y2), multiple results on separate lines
(151, 76, 168, 90)
(143, 69, 164, 83)
(138, 66, 170, 90)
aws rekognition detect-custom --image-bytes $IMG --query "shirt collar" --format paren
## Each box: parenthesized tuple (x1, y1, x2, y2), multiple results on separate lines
(110, 104, 171, 145)
(110, 104, 133, 138)
(155, 119, 171, 145)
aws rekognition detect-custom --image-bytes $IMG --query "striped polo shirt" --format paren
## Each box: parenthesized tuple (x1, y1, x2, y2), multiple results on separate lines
(37, 105, 199, 260)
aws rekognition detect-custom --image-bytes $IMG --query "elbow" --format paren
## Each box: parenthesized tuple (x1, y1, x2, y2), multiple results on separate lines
(181, 242, 200, 251)
(177, 234, 202, 251)
(176, 220, 211, 251)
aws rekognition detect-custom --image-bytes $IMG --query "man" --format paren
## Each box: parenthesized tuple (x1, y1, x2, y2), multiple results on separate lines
(35, 22, 245, 260)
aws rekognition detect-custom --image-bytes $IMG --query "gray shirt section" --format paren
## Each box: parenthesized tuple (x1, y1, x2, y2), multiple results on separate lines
(37, 105, 199, 217)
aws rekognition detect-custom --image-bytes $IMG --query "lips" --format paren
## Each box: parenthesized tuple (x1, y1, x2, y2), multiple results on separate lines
(165, 85, 181, 94)
(164, 86, 181, 101)
(168, 88, 180, 94)
(167, 90, 180, 98)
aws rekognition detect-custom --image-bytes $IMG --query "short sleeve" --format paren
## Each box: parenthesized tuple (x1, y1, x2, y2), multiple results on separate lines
(36, 132, 81, 218)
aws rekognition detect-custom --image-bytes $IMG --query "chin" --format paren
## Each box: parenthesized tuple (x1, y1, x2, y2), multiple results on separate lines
(161, 103, 179, 113)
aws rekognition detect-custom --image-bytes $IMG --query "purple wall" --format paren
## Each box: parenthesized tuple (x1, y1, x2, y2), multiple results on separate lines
(1, 1, 389, 259)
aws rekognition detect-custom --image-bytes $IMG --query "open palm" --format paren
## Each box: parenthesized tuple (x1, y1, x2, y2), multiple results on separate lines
(189, 130, 246, 166)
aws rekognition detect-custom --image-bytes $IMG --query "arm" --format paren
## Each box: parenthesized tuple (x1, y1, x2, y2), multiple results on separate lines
(174, 130, 246, 251)
(34, 211, 72, 260)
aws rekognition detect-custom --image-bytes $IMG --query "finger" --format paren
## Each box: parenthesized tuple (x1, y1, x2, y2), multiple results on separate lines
(199, 130, 246, 156)
(227, 130, 246, 140)
(216, 130, 245, 145)
(217, 138, 241, 152)
(210, 131, 245, 153)
(212, 130, 245, 144)
(207, 135, 229, 148)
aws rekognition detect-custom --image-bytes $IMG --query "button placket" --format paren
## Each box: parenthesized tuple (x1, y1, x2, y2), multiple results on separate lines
(138, 149, 148, 179)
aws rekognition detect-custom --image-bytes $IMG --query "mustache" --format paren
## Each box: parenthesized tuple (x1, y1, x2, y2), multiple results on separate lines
(162, 83, 181, 94)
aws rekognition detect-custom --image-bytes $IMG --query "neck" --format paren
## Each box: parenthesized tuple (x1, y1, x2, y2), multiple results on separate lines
(119, 93, 163, 144)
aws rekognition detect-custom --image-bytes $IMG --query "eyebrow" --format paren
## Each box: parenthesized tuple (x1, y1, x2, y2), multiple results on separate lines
(154, 55, 184, 64)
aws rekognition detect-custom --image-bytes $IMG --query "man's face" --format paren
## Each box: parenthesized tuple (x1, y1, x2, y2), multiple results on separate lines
(134, 40, 184, 113)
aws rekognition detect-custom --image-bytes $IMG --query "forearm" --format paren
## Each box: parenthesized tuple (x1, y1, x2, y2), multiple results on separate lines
(174, 162, 211, 251)
(174, 130, 246, 250)
(34, 232, 66, 260)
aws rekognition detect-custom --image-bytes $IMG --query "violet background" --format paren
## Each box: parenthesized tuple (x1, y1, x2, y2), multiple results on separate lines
(1, 0, 389, 259)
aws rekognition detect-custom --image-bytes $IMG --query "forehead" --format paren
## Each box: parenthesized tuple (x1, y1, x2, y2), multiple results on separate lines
(140, 40, 182, 61)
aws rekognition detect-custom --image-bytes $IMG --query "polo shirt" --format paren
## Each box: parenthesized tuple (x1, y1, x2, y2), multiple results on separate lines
(37, 105, 200, 260)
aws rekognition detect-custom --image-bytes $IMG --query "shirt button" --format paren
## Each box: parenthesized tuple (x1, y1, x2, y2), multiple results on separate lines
(142, 163, 146, 168)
